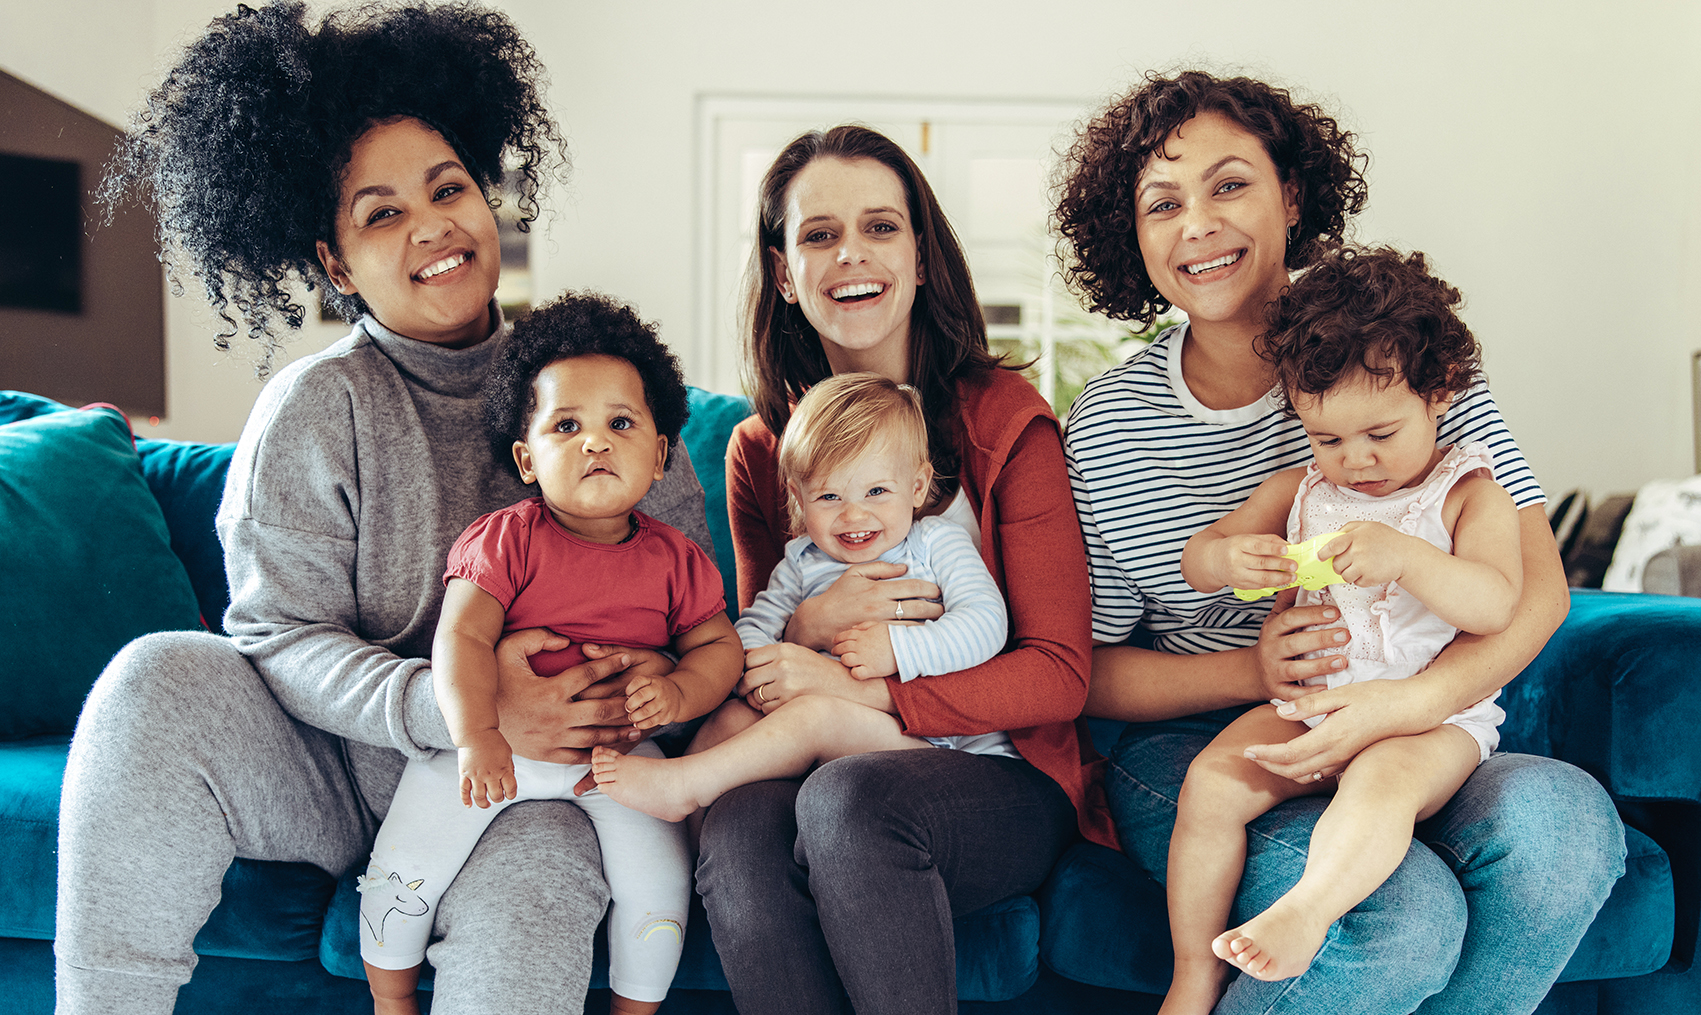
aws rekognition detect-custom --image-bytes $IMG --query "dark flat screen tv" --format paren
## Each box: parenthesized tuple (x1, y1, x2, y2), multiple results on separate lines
(0, 152, 82, 313)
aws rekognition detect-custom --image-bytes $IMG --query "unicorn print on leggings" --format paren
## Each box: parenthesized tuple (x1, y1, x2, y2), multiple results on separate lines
(356, 867, 428, 947)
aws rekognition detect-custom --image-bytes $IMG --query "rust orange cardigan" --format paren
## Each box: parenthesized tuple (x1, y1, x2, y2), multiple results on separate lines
(726, 367, 1116, 849)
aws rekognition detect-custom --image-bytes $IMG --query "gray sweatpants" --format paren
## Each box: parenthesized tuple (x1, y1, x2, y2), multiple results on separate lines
(54, 630, 610, 1015)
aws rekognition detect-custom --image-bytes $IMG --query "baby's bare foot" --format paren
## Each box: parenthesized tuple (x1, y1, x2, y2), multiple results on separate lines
(1211, 899, 1330, 982)
(590, 746, 697, 823)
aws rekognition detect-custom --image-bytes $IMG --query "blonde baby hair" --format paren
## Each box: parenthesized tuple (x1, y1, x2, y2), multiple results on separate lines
(778, 372, 934, 536)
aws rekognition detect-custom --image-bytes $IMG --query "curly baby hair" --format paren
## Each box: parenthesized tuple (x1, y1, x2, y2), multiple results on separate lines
(1056, 69, 1369, 327)
(99, 0, 566, 373)
(482, 292, 690, 478)
(777, 372, 934, 538)
(1260, 245, 1483, 415)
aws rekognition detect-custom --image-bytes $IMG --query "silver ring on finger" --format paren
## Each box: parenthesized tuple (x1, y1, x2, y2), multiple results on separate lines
(894, 601, 904, 620)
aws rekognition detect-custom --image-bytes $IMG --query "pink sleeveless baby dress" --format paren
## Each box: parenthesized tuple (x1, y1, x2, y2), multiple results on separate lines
(1290, 442, 1506, 762)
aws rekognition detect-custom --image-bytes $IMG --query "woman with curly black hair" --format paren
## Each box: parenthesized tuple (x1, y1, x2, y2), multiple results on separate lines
(57, 4, 710, 1014)
(1058, 71, 1623, 1015)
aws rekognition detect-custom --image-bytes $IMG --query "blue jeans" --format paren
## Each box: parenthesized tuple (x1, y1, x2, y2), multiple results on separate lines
(1107, 719, 1626, 1015)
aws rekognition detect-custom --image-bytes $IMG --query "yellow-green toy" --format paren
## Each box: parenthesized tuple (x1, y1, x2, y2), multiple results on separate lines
(1232, 530, 1349, 602)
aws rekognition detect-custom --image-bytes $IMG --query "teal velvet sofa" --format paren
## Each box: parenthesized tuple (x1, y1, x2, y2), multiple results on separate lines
(1, 386, 1697, 1014)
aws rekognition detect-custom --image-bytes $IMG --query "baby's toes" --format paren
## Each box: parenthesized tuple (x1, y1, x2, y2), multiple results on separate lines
(1237, 947, 1271, 978)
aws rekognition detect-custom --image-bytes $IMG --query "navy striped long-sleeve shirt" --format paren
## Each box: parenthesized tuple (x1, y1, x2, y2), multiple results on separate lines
(1065, 323, 1543, 655)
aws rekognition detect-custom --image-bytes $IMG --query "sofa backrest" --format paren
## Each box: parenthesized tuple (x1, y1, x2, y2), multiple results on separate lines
(0, 386, 753, 635)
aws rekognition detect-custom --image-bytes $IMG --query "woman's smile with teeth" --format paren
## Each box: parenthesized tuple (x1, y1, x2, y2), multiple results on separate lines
(416, 252, 468, 280)
(830, 281, 886, 302)
(1183, 250, 1243, 275)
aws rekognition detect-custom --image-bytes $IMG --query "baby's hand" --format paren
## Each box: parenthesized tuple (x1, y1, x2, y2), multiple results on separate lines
(1323, 522, 1413, 587)
(624, 674, 684, 729)
(833, 621, 899, 680)
(458, 729, 517, 809)
(1209, 533, 1296, 591)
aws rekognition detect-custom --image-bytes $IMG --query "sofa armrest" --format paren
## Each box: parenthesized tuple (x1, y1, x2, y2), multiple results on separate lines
(1500, 589, 1701, 802)
(1500, 588, 1701, 970)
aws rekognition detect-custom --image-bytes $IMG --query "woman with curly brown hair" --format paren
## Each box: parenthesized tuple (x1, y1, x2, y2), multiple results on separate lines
(57, 4, 709, 1013)
(1058, 71, 1624, 1015)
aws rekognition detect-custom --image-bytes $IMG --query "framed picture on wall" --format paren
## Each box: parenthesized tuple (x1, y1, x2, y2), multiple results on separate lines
(0, 152, 81, 313)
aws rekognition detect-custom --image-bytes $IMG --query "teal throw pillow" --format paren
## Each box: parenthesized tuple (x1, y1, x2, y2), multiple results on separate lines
(0, 407, 204, 738)
(0, 389, 69, 425)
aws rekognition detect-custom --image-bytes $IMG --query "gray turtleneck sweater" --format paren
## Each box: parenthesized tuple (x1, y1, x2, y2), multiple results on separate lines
(218, 314, 711, 760)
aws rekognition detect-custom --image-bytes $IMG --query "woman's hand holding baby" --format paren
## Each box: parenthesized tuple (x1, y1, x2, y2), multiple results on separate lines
(784, 561, 942, 651)
(581, 644, 677, 685)
(494, 628, 642, 765)
(1254, 589, 1348, 700)
(1247, 675, 1449, 782)
(577, 644, 677, 706)
(740, 641, 896, 715)
(458, 728, 517, 809)
(568, 645, 683, 795)
(832, 621, 901, 679)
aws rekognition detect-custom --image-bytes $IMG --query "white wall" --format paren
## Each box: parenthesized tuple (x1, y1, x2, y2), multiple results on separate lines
(0, 0, 356, 442)
(3, 0, 1696, 501)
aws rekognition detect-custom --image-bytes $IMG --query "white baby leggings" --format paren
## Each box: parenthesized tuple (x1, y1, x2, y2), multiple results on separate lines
(357, 739, 689, 1003)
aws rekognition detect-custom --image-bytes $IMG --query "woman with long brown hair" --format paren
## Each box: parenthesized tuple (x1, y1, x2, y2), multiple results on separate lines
(699, 124, 1113, 1014)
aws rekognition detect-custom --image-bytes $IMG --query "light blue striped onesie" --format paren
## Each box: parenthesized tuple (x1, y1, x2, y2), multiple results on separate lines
(734, 515, 1015, 756)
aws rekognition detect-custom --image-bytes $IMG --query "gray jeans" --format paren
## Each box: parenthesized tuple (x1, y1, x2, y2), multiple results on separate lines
(694, 747, 1077, 1015)
(54, 630, 609, 1015)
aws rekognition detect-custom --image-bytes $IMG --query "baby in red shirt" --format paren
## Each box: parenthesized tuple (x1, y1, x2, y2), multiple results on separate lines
(357, 293, 741, 1015)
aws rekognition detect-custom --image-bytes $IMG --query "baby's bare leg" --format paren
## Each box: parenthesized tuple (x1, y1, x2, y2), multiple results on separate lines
(363, 961, 421, 1015)
(592, 696, 925, 822)
(687, 697, 763, 755)
(609, 994, 660, 1015)
(680, 699, 765, 848)
(1214, 724, 1482, 983)
(1161, 706, 1324, 1015)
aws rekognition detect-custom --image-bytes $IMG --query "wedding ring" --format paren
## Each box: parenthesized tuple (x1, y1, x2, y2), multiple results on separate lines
(755, 684, 769, 705)
(895, 602, 904, 620)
